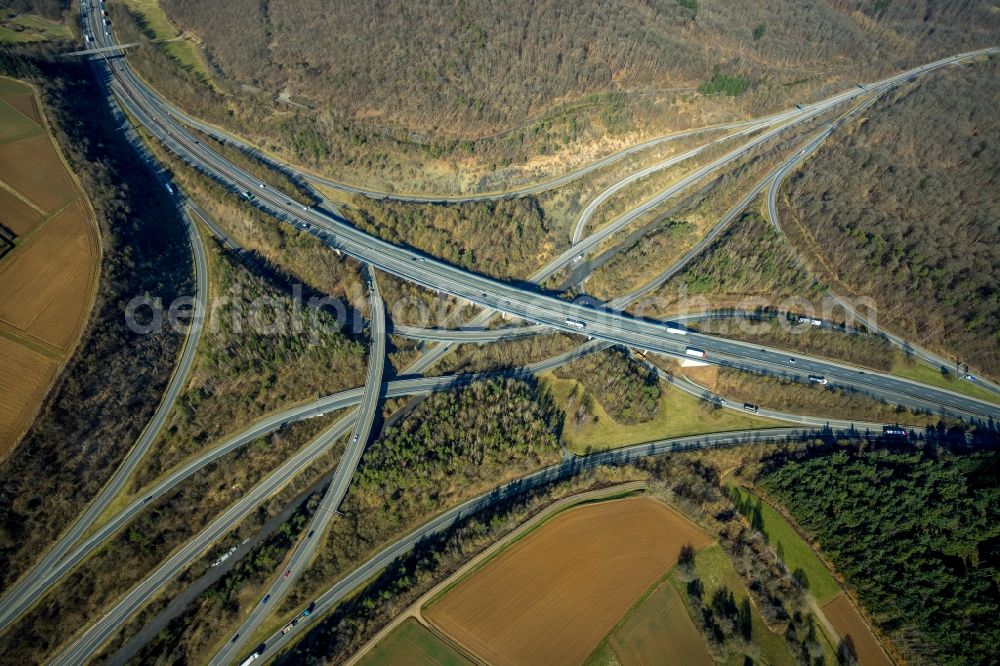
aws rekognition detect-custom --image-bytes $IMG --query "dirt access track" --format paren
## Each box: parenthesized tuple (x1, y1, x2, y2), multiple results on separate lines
(0, 76, 99, 459)
(425, 495, 713, 666)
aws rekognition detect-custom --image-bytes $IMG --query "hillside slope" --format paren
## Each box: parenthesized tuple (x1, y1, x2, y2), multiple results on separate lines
(782, 56, 1000, 378)
(163, 0, 999, 137)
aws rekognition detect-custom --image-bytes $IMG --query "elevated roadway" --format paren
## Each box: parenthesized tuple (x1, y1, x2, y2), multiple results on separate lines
(212, 269, 387, 665)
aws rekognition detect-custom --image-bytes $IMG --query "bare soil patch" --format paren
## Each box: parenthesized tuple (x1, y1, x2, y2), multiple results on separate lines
(0, 77, 99, 458)
(425, 497, 712, 666)
(821, 595, 891, 666)
(0, 97, 42, 144)
(3, 92, 41, 124)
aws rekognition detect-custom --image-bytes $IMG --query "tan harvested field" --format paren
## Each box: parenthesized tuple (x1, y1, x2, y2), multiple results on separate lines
(0, 133, 75, 212)
(0, 336, 58, 459)
(425, 497, 713, 666)
(0, 186, 42, 235)
(0, 200, 98, 348)
(609, 582, 712, 666)
(0, 76, 99, 458)
(822, 595, 891, 666)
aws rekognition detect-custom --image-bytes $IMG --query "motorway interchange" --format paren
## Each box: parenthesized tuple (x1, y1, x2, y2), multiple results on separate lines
(6, 4, 998, 663)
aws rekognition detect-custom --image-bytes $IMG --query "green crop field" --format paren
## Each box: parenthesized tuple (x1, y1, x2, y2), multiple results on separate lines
(609, 582, 712, 666)
(356, 618, 472, 666)
(0, 98, 43, 144)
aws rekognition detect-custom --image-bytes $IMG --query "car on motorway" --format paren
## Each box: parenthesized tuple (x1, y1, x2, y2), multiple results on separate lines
(283, 569, 291, 579)
(262, 594, 271, 604)
(883, 425, 908, 439)
(808, 375, 828, 385)
(788, 357, 796, 364)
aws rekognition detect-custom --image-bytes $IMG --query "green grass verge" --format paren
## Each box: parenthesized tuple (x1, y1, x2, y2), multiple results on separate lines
(0, 13, 72, 44)
(891, 357, 999, 405)
(356, 618, 472, 666)
(728, 486, 840, 605)
(120, 0, 213, 82)
(543, 373, 786, 455)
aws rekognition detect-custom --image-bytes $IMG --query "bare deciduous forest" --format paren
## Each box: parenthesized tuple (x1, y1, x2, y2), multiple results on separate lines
(784, 57, 1000, 377)
(161, 0, 998, 135)
(0, 54, 193, 592)
(121, 0, 1000, 191)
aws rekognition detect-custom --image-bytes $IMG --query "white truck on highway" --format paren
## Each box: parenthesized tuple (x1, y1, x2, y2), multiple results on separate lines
(564, 318, 586, 330)
(685, 347, 707, 359)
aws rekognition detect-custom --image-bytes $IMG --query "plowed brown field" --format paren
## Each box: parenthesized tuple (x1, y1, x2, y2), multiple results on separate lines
(0, 75, 99, 458)
(425, 497, 713, 666)
(822, 595, 891, 666)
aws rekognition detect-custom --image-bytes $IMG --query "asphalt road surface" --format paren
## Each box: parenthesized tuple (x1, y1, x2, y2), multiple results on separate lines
(212, 270, 387, 665)
(0, 173, 208, 631)
(39, 11, 999, 662)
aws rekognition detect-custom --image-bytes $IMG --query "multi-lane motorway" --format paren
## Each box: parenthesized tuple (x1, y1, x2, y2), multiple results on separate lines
(212, 270, 387, 665)
(0, 166, 207, 630)
(251, 424, 875, 659)
(27, 7, 1000, 663)
(92, 29, 1000, 424)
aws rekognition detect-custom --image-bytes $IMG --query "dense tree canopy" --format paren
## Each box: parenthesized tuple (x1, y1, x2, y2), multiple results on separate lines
(764, 449, 1000, 665)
